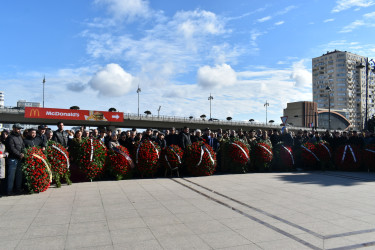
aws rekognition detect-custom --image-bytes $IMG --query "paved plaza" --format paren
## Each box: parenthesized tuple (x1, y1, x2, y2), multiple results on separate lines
(1, 171, 375, 250)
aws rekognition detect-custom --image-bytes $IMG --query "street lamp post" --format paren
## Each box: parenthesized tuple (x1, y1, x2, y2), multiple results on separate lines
(264, 101, 269, 125)
(208, 93, 214, 120)
(356, 58, 375, 130)
(42, 76, 45, 108)
(136, 85, 141, 116)
(157, 106, 161, 118)
(326, 86, 331, 131)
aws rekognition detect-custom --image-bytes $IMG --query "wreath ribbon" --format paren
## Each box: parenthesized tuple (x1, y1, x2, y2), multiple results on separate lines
(52, 145, 70, 169)
(281, 145, 294, 165)
(301, 145, 320, 162)
(90, 139, 94, 162)
(342, 145, 357, 163)
(113, 147, 135, 169)
(320, 143, 332, 158)
(32, 153, 52, 183)
(136, 141, 143, 164)
(258, 144, 273, 156)
(149, 140, 159, 159)
(231, 142, 249, 161)
(365, 148, 375, 154)
(169, 146, 182, 164)
(203, 145, 215, 166)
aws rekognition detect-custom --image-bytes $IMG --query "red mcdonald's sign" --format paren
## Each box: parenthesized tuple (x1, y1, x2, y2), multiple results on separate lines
(25, 107, 123, 122)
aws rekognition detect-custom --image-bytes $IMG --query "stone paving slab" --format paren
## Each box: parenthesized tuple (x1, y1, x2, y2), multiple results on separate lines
(1, 171, 375, 249)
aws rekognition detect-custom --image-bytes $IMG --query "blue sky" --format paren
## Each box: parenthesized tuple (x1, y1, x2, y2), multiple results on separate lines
(1, 0, 375, 124)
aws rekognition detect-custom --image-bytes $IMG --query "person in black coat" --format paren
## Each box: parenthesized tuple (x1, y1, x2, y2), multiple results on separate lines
(166, 127, 179, 146)
(5, 124, 25, 195)
(155, 133, 167, 150)
(24, 129, 43, 148)
(52, 122, 68, 147)
(179, 126, 192, 150)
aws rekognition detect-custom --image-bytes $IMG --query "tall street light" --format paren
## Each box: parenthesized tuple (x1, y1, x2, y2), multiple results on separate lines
(208, 93, 214, 120)
(326, 86, 331, 131)
(136, 85, 141, 116)
(264, 101, 269, 125)
(356, 58, 375, 130)
(42, 76, 45, 108)
(157, 106, 161, 118)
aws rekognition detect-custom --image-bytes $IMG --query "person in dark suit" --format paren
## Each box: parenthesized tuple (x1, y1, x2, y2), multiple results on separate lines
(166, 127, 179, 146)
(52, 121, 68, 148)
(179, 126, 191, 150)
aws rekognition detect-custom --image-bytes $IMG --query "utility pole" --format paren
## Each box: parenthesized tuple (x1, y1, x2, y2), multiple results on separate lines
(264, 101, 269, 124)
(157, 106, 161, 118)
(208, 93, 214, 120)
(42, 76, 45, 108)
(136, 85, 141, 116)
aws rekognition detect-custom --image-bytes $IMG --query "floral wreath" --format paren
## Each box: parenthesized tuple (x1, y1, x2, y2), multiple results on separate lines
(185, 141, 216, 176)
(160, 145, 184, 172)
(22, 147, 52, 193)
(132, 139, 161, 177)
(77, 138, 107, 181)
(45, 140, 72, 187)
(301, 142, 320, 168)
(315, 141, 332, 163)
(252, 142, 273, 171)
(363, 144, 375, 171)
(273, 143, 294, 170)
(108, 145, 134, 180)
(334, 144, 361, 171)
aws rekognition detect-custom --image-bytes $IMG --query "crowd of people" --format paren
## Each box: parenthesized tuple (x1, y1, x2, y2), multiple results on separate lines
(1, 121, 375, 196)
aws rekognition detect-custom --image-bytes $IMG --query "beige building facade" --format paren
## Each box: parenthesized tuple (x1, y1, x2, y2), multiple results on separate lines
(312, 50, 375, 130)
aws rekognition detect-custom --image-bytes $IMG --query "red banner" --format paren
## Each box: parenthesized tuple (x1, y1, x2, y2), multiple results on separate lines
(25, 107, 123, 122)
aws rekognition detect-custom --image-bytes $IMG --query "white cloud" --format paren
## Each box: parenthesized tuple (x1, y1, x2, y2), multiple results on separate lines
(340, 11, 375, 32)
(197, 64, 237, 89)
(289, 60, 312, 88)
(257, 16, 271, 22)
(94, 0, 152, 21)
(88, 63, 134, 96)
(274, 21, 285, 25)
(332, 0, 375, 12)
(323, 18, 335, 23)
(83, 9, 230, 87)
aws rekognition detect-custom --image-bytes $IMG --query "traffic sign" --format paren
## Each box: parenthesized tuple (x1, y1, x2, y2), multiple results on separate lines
(280, 116, 288, 125)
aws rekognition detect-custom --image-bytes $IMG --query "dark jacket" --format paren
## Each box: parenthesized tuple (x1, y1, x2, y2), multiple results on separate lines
(179, 132, 191, 150)
(5, 131, 25, 159)
(53, 130, 68, 147)
(166, 134, 179, 146)
(282, 133, 294, 147)
(24, 136, 44, 148)
(37, 132, 47, 148)
(155, 138, 167, 150)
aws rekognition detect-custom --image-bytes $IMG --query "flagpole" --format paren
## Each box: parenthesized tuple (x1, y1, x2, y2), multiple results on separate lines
(43, 76, 45, 108)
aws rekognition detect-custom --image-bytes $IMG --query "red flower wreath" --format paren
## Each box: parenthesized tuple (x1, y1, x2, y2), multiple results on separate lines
(253, 142, 273, 163)
(185, 141, 216, 176)
(108, 145, 134, 180)
(22, 147, 51, 193)
(301, 142, 320, 168)
(78, 138, 107, 181)
(160, 145, 184, 171)
(132, 139, 161, 177)
(363, 144, 375, 171)
(279, 144, 294, 168)
(228, 141, 250, 165)
(334, 144, 361, 171)
(315, 141, 332, 162)
(45, 140, 71, 187)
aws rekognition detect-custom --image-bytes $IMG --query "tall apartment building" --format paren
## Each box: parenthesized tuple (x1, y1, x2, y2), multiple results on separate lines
(312, 50, 375, 130)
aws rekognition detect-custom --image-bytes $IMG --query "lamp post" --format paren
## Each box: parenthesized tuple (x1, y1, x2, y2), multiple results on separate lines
(136, 85, 141, 116)
(42, 76, 45, 108)
(326, 86, 331, 131)
(157, 106, 161, 118)
(264, 101, 269, 125)
(356, 58, 375, 130)
(208, 93, 214, 120)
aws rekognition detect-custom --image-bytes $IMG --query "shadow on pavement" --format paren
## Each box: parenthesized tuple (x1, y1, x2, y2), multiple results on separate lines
(275, 171, 375, 186)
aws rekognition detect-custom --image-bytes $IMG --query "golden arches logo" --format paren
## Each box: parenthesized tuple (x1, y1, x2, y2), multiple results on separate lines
(29, 109, 40, 117)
